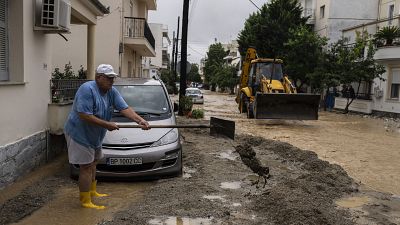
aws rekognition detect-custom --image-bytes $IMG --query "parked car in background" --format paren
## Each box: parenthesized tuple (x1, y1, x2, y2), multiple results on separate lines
(70, 77, 182, 179)
(186, 87, 204, 104)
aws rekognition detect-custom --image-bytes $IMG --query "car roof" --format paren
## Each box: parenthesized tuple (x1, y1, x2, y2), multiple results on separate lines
(186, 87, 200, 90)
(113, 78, 162, 86)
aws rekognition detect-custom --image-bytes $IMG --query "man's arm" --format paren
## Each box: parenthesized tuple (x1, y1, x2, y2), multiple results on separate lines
(120, 107, 150, 130)
(78, 113, 119, 131)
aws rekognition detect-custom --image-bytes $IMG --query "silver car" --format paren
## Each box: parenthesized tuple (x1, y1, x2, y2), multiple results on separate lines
(186, 87, 204, 104)
(70, 78, 182, 179)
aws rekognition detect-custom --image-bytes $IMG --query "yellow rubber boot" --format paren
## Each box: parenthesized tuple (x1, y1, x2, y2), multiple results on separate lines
(80, 192, 105, 209)
(90, 180, 109, 197)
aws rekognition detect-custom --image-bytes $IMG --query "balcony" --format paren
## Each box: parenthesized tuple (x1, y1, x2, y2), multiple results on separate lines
(162, 49, 169, 68)
(375, 45, 400, 61)
(303, 8, 315, 24)
(124, 17, 156, 57)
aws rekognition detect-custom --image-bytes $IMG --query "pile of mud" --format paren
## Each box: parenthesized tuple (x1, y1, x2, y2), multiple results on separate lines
(237, 135, 358, 225)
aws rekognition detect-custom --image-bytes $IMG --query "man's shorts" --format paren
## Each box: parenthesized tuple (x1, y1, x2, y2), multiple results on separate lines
(65, 134, 103, 165)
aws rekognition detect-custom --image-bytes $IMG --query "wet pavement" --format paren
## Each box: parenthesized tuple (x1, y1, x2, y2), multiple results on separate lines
(1, 90, 400, 225)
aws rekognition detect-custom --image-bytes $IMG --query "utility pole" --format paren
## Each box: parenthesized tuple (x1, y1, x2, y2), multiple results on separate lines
(171, 31, 176, 74)
(178, 0, 189, 116)
(174, 16, 180, 84)
(179, 0, 189, 116)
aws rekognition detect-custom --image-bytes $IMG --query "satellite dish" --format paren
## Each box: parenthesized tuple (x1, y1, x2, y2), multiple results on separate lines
(177, 61, 192, 75)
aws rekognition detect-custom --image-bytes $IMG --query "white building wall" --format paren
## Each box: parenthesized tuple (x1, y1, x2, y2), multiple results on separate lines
(0, 0, 51, 145)
(52, 0, 152, 77)
(314, 0, 378, 44)
(372, 62, 400, 113)
(148, 23, 163, 68)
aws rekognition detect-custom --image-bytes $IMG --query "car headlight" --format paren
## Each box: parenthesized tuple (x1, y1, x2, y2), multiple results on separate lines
(151, 129, 179, 147)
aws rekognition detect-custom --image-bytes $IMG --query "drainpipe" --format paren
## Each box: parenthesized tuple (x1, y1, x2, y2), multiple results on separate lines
(87, 24, 96, 80)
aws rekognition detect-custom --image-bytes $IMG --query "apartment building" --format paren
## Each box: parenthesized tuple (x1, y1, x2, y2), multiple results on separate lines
(300, 0, 379, 44)
(52, 0, 157, 78)
(342, 0, 400, 115)
(142, 23, 170, 78)
(0, 0, 109, 189)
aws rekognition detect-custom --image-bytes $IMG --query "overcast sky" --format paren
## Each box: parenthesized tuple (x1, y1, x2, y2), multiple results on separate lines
(148, 0, 268, 65)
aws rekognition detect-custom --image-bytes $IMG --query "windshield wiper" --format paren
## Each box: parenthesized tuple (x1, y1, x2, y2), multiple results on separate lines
(137, 111, 162, 116)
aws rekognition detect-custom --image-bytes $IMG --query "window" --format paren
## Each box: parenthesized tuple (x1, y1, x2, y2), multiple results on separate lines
(0, 0, 8, 81)
(320, 5, 325, 19)
(389, 4, 394, 25)
(390, 68, 400, 99)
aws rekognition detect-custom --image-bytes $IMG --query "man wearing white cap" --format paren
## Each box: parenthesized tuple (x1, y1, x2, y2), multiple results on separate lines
(64, 64, 150, 209)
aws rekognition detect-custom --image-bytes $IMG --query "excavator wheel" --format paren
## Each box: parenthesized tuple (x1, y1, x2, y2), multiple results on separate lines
(246, 102, 254, 119)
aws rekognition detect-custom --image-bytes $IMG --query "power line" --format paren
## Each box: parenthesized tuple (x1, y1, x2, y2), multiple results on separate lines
(188, 45, 205, 56)
(248, 0, 261, 10)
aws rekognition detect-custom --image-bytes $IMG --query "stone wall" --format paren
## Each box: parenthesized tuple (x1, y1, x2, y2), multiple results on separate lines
(0, 131, 47, 189)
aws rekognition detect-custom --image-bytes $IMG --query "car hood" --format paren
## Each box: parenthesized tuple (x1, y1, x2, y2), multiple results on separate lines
(103, 117, 177, 145)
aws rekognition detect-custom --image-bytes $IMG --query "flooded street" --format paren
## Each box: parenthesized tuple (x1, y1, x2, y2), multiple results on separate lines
(1, 90, 400, 225)
(197, 90, 400, 195)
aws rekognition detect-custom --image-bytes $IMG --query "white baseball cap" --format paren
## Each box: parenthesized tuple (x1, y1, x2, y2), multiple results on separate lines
(96, 64, 117, 77)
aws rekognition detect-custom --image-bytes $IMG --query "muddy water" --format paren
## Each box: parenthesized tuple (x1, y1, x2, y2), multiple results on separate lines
(0, 155, 150, 225)
(12, 183, 148, 225)
(195, 91, 400, 195)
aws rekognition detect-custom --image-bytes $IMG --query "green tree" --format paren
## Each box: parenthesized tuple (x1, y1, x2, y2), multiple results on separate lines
(204, 43, 227, 91)
(238, 0, 307, 58)
(309, 31, 385, 113)
(284, 26, 328, 90)
(212, 65, 238, 94)
(160, 69, 178, 94)
(187, 64, 202, 83)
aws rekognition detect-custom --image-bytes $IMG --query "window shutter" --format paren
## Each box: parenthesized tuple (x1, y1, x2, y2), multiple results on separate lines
(392, 68, 400, 84)
(0, 0, 8, 81)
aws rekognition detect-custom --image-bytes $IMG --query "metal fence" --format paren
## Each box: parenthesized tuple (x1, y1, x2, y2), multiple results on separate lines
(50, 79, 89, 103)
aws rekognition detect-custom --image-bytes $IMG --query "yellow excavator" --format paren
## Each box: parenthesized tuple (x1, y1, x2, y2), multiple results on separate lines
(235, 47, 320, 120)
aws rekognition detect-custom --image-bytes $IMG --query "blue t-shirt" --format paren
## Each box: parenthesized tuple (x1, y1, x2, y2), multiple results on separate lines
(64, 81, 129, 149)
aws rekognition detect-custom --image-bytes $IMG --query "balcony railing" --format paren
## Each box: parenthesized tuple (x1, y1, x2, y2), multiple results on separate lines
(50, 79, 89, 103)
(124, 17, 155, 50)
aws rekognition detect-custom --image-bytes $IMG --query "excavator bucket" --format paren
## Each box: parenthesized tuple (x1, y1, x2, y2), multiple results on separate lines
(254, 93, 321, 120)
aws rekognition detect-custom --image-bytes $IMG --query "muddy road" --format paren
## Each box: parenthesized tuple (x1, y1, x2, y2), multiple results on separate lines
(1, 90, 400, 225)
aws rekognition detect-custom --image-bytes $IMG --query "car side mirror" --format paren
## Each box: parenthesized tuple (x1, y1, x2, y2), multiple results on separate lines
(173, 102, 179, 112)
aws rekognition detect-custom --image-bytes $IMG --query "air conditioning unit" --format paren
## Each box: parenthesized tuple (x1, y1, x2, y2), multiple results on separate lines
(34, 0, 71, 33)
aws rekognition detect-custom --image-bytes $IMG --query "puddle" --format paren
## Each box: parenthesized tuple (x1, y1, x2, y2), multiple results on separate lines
(182, 167, 197, 179)
(203, 195, 226, 202)
(336, 196, 371, 208)
(220, 181, 241, 190)
(217, 150, 237, 161)
(149, 216, 215, 225)
(232, 203, 241, 207)
(13, 182, 149, 225)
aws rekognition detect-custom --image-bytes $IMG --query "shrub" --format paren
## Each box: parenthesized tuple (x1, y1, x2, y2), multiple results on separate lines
(179, 96, 193, 113)
(374, 26, 400, 46)
(190, 109, 204, 119)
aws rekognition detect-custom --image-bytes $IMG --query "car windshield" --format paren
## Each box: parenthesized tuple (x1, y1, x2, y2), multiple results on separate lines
(114, 85, 170, 115)
(186, 89, 201, 95)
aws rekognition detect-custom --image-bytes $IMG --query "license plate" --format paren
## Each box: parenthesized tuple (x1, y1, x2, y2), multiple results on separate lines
(108, 157, 143, 165)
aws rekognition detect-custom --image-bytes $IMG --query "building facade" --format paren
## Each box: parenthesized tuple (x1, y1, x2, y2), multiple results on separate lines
(0, 0, 108, 189)
(52, 0, 157, 78)
(343, 0, 400, 115)
(301, 0, 379, 44)
(143, 23, 170, 78)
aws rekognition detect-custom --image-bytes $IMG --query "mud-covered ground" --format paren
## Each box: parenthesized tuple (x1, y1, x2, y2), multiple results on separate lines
(1, 91, 400, 225)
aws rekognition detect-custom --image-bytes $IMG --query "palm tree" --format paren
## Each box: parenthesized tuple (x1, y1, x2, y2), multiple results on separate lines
(374, 26, 400, 46)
